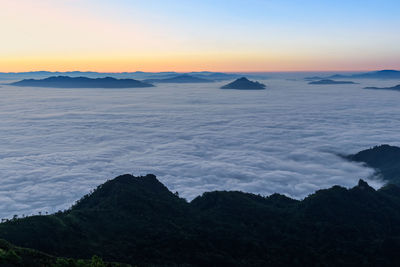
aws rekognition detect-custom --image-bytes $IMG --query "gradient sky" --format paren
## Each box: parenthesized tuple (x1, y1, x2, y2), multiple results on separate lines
(1, 0, 399, 72)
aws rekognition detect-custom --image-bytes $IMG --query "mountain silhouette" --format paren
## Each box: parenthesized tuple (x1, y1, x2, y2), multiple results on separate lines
(364, 84, 400, 91)
(189, 72, 241, 81)
(350, 70, 400, 79)
(305, 70, 400, 81)
(2, 172, 400, 265)
(328, 70, 400, 79)
(0, 71, 254, 81)
(10, 76, 154, 88)
(308, 79, 357, 85)
(143, 74, 213, 83)
(221, 77, 266, 90)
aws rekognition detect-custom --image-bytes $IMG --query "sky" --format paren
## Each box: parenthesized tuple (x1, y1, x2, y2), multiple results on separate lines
(1, 0, 400, 72)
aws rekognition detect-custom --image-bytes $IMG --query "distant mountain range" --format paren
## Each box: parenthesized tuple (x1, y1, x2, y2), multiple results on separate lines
(305, 70, 400, 80)
(9, 76, 154, 88)
(0, 71, 171, 80)
(0, 71, 265, 81)
(143, 74, 213, 83)
(364, 84, 400, 91)
(190, 72, 241, 81)
(308, 79, 357, 85)
(7, 75, 271, 89)
(221, 77, 266, 90)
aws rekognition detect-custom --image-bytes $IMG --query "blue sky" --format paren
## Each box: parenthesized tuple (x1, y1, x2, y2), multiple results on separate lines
(1, 0, 399, 71)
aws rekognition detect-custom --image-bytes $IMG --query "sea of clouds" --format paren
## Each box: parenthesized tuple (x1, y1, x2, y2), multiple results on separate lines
(0, 77, 399, 218)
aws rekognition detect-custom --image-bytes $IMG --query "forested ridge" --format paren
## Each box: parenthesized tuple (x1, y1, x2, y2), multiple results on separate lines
(1, 144, 400, 266)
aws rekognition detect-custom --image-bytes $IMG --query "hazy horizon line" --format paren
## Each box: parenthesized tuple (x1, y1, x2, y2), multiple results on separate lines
(1, 69, 397, 74)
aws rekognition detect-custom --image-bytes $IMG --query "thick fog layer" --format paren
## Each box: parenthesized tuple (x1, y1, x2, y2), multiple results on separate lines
(0, 78, 399, 218)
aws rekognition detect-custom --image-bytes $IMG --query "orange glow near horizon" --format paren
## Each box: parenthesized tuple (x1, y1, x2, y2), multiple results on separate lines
(1, 56, 397, 73)
(2, 49, 398, 73)
(1, 0, 399, 73)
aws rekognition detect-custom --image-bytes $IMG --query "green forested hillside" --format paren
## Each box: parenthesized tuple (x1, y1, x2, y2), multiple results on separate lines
(1, 173, 400, 266)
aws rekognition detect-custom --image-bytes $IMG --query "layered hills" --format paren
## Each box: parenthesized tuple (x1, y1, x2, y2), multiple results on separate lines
(0, 71, 260, 81)
(337, 70, 400, 79)
(305, 70, 400, 80)
(142, 74, 212, 83)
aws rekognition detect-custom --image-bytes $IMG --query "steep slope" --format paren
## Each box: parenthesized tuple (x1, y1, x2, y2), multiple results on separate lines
(220, 77, 266, 90)
(347, 144, 400, 184)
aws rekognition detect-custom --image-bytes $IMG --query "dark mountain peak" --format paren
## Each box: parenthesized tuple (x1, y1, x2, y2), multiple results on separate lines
(358, 179, 368, 187)
(71, 174, 184, 212)
(349, 179, 376, 195)
(37, 75, 73, 81)
(220, 77, 266, 90)
(357, 179, 373, 190)
(373, 144, 400, 152)
(267, 193, 298, 203)
(106, 173, 160, 188)
(349, 144, 400, 162)
(97, 173, 167, 194)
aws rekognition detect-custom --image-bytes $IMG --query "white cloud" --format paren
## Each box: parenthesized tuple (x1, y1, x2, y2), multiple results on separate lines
(0, 78, 399, 218)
